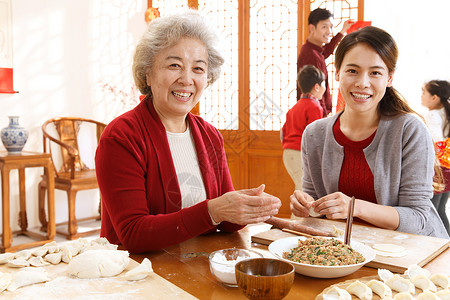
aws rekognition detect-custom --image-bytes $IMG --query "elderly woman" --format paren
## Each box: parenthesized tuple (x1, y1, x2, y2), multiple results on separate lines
(95, 10, 281, 253)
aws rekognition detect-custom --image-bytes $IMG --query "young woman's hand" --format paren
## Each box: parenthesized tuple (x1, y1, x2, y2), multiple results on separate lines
(312, 192, 353, 219)
(290, 190, 315, 217)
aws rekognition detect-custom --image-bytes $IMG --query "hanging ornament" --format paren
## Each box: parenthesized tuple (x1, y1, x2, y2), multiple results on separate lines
(145, 7, 160, 23)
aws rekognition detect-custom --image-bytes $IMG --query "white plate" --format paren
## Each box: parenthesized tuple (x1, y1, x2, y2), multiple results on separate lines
(268, 236, 376, 278)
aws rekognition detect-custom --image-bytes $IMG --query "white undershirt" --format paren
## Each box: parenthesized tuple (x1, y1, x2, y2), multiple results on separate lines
(424, 107, 446, 141)
(166, 126, 207, 209)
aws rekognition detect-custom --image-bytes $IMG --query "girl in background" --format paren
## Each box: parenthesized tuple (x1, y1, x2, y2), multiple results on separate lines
(422, 79, 450, 235)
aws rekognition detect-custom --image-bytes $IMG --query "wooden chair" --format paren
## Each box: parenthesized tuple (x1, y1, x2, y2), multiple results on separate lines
(38, 117, 106, 240)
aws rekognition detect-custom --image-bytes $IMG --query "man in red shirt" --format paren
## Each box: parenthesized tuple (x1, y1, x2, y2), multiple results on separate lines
(282, 65, 325, 191)
(297, 8, 352, 116)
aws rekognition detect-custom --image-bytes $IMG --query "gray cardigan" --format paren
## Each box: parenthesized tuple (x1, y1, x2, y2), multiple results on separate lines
(302, 112, 449, 239)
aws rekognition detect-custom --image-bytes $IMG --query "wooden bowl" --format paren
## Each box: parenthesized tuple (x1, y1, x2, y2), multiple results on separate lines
(235, 258, 295, 300)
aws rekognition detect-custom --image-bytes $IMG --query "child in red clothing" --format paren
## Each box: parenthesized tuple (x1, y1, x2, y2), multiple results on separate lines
(282, 65, 325, 190)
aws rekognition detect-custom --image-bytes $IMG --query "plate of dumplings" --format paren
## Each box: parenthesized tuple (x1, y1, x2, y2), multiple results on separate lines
(315, 264, 450, 300)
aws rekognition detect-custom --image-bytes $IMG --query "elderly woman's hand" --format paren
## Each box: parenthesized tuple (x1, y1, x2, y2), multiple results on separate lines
(290, 190, 315, 217)
(208, 184, 281, 225)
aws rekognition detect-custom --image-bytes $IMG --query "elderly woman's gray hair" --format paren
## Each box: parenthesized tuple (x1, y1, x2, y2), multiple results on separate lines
(132, 10, 225, 96)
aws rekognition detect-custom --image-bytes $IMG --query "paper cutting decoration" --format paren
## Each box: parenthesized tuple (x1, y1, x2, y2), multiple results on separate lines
(346, 21, 372, 34)
(435, 139, 450, 168)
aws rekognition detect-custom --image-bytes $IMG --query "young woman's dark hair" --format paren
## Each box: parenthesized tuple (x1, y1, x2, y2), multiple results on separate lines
(308, 8, 333, 26)
(424, 80, 450, 138)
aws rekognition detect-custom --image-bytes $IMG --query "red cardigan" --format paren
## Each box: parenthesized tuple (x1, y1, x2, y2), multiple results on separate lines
(95, 98, 243, 253)
(297, 33, 343, 116)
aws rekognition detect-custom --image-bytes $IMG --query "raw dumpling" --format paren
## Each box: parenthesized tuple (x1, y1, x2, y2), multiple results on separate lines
(13, 250, 32, 260)
(45, 241, 59, 254)
(385, 274, 415, 294)
(332, 225, 344, 238)
(323, 286, 352, 300)
(0, 253, 15, 264)
(410, 274, 437, 292)
(31, 245, 49, 257)
(393, 292, 414, 299)
(67, 249, 130, 279)
(124, 258, 153, 281)
(28, 256, 50, 267)
(44, 252, 62, 265)
(430, 273, 450, 289)
(7, 258, 29, 268)
(7, 268, 50, 292)
(436, 289, 450, 300)
(366, 279, 392, 298)
(60, 244, 77, 263)
(86, 237, 118, 251)
(0, 272, 12, 292)
(416, 290, 439, 300)
(345, 280, 372, 300)
(379, 268, 394, 282)
(404, 264, 431, 279)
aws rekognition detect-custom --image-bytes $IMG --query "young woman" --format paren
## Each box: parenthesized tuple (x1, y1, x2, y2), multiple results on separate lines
(422, 79, 450, 235)
(290, 26, 449, 239)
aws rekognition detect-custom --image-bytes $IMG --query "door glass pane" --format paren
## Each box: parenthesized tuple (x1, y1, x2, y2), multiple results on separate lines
(198, 1, 239, 130)
(249, 0, 298, 131)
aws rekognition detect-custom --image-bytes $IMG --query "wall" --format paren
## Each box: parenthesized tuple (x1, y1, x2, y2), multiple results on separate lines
(0, 0, 146, 234)
(0, 0, 449, 235)
(364, 0, 450, 113)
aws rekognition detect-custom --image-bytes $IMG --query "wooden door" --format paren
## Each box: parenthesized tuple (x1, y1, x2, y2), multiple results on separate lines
(147, 0, 364, 217)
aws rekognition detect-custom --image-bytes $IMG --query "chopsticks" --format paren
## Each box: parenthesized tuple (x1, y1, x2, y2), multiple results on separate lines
(344, 196, 356, 245)
(281, 228, 314, 238)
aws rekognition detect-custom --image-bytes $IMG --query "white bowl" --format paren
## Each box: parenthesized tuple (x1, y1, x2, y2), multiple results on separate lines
(268, 236, 376, 278)
(208, 248, 263, 287)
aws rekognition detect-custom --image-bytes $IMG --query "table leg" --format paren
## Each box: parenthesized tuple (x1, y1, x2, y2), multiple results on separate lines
(1, 167, 12, 251)
(46, 163, 55, 240)
(18, 168, 28, 232)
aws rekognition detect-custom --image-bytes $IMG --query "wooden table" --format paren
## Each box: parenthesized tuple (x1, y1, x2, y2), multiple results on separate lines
(0, 151, 55, 252)
(131, 223, 450, 300)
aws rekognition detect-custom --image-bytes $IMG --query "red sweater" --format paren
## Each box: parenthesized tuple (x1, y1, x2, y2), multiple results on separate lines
(95, 98, 243, 253)
(333, 118, 377, 204)
(282, 94, 323, 150)
(297, 33, 343, 116)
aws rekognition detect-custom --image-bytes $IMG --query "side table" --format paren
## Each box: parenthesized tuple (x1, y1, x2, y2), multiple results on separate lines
(0, 151, 55, 252)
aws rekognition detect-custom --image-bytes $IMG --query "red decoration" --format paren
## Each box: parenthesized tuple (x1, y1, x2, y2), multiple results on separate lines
(435, 139, 450, 168)
(336, 89, 345, 112)
(346, 21, 372, 34)
(145, 7, 160, 23)
(0, 68, 16, 94)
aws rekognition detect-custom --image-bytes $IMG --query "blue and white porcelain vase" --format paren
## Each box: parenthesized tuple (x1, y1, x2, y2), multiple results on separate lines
(1, 116, 28, 153)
